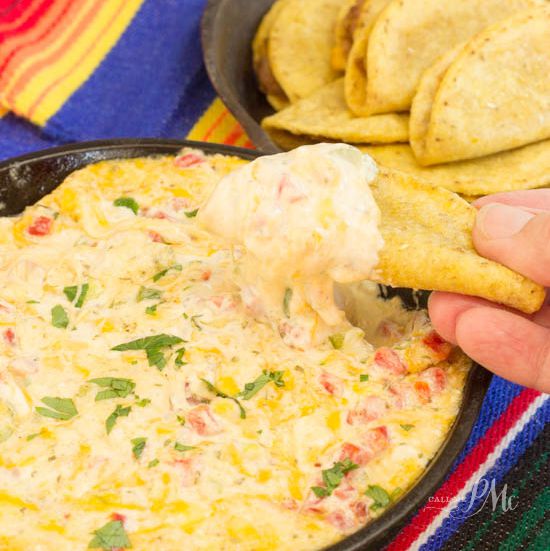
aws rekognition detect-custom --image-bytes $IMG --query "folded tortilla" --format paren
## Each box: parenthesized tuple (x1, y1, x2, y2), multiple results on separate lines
(361, 142, 550, 196)
(362, 0, 541, 115)
(410, 6, 550, 165)
(267, 0, 342, 104)
(252, 0, 293, 111)
(372, 169, 545, 314)
(331, 0, 360, 71)
(262, 79, 409, 146)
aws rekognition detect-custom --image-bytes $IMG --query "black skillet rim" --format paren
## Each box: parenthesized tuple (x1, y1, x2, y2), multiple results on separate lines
(0, 138, 492, 550)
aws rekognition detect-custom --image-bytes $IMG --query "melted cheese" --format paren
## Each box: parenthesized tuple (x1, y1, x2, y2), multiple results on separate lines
(0, 150, 470, 551)
(199, 144, 383, 348)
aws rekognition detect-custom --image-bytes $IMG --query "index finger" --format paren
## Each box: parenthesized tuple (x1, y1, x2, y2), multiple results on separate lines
(474, 189, 550, 210)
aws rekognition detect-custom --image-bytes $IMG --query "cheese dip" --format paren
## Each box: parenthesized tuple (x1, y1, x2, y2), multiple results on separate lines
(0, 150, 470, 551)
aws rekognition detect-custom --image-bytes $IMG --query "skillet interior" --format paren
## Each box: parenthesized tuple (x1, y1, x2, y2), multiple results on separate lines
(0, 139, 492, 550)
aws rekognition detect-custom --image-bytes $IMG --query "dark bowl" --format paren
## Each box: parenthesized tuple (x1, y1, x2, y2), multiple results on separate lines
(201, 0, 282, 153)
(0, 139, 492, 550)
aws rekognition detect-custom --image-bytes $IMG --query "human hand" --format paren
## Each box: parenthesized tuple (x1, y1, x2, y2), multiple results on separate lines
(429, 190, 550, 393)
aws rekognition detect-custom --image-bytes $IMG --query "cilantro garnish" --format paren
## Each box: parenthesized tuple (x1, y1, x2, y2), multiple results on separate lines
(105, 405, 131, 434)
(184, 209, 199, 218)
(36, 397, 77, 421)
(147, 459, 159, 468)
(283, 288, 293, 318)
(113, 197, 139, 215)
(51, 305, 69, 329)
(63, 283, 89, 308)
(131, 437, 146, 459)
(135, 397, 151, 407)
(176, 415, 186, 426)
(174, 347, 187, 367)
(153, 264, 183, 282)
(311, 459, 359, 498)
(329, 333, 345, 350)
(365, 484, 391, 511)
(137, 287, 162, 302)
(112, 334, 184, 370)
(400, 424, 415, 431)
(89, 378, 136, 401)
(174, 442, 195, 452)
(145, 304, 158, 315)
(201, 379, 246, 419)
(88, 519, 131, 549)
(360, 374, 369, 382)
(237, 370, 285, 400)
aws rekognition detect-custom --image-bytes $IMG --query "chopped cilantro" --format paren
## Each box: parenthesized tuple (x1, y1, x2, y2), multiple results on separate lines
(184, 208, 199, 218)
(176, 415, 186, 426)
(145, 304, 158, 315)
(147, 458, 159, 468)
(26, 432, 41, 441)
(51, 305, 69, 329)
(174, 347, 187, 367)
(64, 283, 89, 308)
(113, 197, 139, 215)
(311, 459, 358, 498)
(36, 397, 77, 421)
(283, 288, 293, 318)
(174, 442, 195, 452)
(360, 374, 369, 382)
(152, 264, 183, 282)
(131, 437, 146, 459)
(88, 519, 131, 549)
(137, 286, 162, 302)
(365, 485, 391, 511)
(89, 378, 135, 401)
(105, 405, 131, 434)
(189, 314, 203, 330)
(135, 397, 151, 407)
(237, 370, 285, 400)
(112, 334, 184, 370)
(400, 424, 415, 431)
(201, 379, 246, 419)
(329, 333, 345, 350)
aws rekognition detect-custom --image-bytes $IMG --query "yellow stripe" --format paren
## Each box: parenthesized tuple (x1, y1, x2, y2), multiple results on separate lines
(11, 0, 144, 125)
(187, 98, 252, 146)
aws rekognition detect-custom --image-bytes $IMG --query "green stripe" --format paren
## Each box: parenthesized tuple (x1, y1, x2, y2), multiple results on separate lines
(524, 519, 550, 551)
(460, 451, 548, 551)
(498, 487, 550, 550)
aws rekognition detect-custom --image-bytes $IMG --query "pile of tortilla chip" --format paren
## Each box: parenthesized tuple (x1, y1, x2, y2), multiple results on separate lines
(253, 0, 550, 197)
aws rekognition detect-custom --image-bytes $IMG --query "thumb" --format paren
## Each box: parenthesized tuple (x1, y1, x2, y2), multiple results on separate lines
(473, 204, 550, 287)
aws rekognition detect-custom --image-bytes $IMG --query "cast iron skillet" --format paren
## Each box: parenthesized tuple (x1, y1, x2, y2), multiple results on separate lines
(202, 0, 282, 153)
(0, 139, 492, 550)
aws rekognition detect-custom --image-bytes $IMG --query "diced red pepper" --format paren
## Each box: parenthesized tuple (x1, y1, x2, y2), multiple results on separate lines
(174, 153, 205, 168)
(187, 405, 222, 436)
(27, 216, 52, 236)
(422, 331, 453, 362)
(111, 512, 126, 523)
(346, 396, 386, 425)
(414, 381, 432, 404)
(201, 270, 212, 281)
(373, 348, 408, 376)
(319, 371, 344, 396)
(3, 329, 15, 345)
(148, 231, 165, 243)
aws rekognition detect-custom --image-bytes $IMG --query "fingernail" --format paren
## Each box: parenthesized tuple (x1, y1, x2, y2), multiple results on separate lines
(476, 203, 535, 239)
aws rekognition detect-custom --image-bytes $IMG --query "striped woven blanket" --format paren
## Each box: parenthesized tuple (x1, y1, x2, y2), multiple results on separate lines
(0, 1, 548, 548)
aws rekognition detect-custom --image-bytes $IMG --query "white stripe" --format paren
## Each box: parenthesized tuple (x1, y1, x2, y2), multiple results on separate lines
(410, 394, 548, 551)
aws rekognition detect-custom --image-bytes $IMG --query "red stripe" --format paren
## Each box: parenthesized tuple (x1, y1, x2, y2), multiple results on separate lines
(223, 125, 244, 146)
(201, 109, 228, 141)
(243, 140, 255, 149)
(0, 0, 50, 34)
(387, 388, 541, 550)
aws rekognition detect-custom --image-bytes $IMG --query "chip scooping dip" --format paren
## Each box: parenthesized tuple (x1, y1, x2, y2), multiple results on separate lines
(355, 0, 541, 115)
(200, 144, 544, 336)
(410, 6, 550, 165)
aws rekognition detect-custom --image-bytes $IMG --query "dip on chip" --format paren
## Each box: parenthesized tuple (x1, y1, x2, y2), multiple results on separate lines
(361, 142, 550, 196)
(410, 6, 550, 165)
(262, 79, 409, 147)
(255, 0, 342, 106)
(356, 0, 541, 115)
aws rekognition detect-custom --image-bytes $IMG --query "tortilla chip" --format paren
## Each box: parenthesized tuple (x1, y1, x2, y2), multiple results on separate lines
(268, 0, 342, 103)
(266, 128, 318, 151)
(411, 6, 550, 165)
(331, 0, 360, 71)
(371, 169, 545, 314)
(252, 0, 292, 111)
(344, 0, 392, 116)
(262, 79, 409, 145)
(361, 142, 550, 196)
(363, 0, 541, 115)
